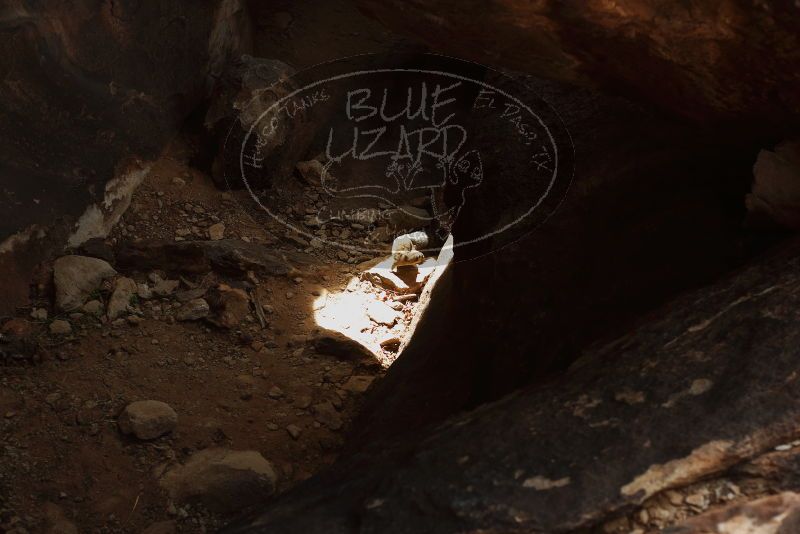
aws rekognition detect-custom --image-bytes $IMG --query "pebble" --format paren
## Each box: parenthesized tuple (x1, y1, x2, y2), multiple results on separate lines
(30, 308, 48, 320)
(286, 424, 302, 440)
(82, 300, 103, 315)
(208, 222, 225, 240)
(118, 400, 178, 440)
(49, 320, 72, 335)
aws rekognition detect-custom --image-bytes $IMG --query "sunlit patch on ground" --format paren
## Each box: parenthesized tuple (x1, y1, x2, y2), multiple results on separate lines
(314, 236, 453, 368)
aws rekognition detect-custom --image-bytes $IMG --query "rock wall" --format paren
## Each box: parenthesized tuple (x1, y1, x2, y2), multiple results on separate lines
(226, 232, 800, 533)
(0, 0, 250, 314)
(356, 0, 800, 135)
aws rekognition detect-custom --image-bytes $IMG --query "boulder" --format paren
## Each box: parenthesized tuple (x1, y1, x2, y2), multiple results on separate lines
(222, 238, 800, 533)
(116, 239, 290, 277)
(118, 400, 177, 440)
(53, 256, 116, 311)
(160, 448, 277, 514)
(357, 0, 800, 131)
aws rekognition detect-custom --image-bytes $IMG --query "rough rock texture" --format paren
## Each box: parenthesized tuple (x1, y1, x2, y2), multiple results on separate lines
(347, 76, 758, 449)
(161, 448, 277, 514)
(117, 239, 291, 276)
(747, 139, 800, 229)
(225, 237, 800, 533)
(106, 276, 137, 320)
(205, 284, 250, 328)
(118, 400, 178, 440)
(0, 0, 250, 314)
(175, 298, 211, 322)
(53, 255, 116, 311)
(666, 493, 800, 534)
(202, 56, 299, 188)
(357, 0, 800, 132)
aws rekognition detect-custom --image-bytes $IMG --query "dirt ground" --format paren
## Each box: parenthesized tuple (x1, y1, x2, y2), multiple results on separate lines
(0, 4, 432, 532)
(0, 123, 449, 533)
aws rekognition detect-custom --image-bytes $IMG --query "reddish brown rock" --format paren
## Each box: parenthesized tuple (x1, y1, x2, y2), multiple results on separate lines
(206, 284, 250, 329)
(357, 0, 800, 132)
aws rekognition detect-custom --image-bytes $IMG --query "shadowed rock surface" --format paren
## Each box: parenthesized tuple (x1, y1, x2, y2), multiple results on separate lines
(226, 235, 800, 532)
(0, 0, 250, 314)
(357, 0, 800, 135)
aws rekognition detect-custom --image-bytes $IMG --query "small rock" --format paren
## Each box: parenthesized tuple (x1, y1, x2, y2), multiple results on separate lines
(82, 300, 103, 315)
(30, 308, 48, 320)
(152, 278, 180, 297)
(53, 255, 116, 311)
(171, 177, 186, 186)
(312, 331, 374, 362)
(137, 283, 153, 300)
(268, 386, 284, 399)
(296, 159, 325, 185)
(206, 284, 250, 328)
(107, 277, 137, 320)
(380, 337, 401, 351)
(312, 401, 343, 430)
(175, 298, 210, 321)
(118, 400, 178, 440)
(49, 320, 72, 336)
(685, 492, 709, 509)
(366, 300, 402, 326)
(175, 287, 206, 303)
(160, 448, 277, 513)
(294, 395, 312, 409)
(1, 317, 33, 338)
(208, 222, 225, 241)
(286, 424, 302, 440)
(342, 375, 375, 394)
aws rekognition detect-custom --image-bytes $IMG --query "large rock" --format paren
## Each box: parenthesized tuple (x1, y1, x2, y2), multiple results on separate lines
(53, 255, 116, 311)
(0, 0, 250, 315)
(357, 0, 800, 132)
(117, 239, 291, 276)
(223, 238, 800, 532)
(161, 448, 277, 514)
(118, 400, 178, 440)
